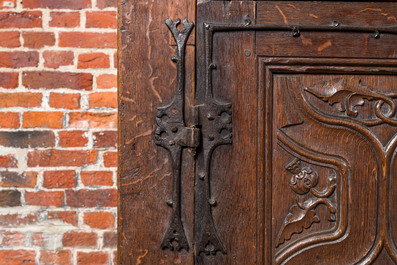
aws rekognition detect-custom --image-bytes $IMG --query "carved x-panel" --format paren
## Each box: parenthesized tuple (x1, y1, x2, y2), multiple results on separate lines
(262, 58, 397, 264)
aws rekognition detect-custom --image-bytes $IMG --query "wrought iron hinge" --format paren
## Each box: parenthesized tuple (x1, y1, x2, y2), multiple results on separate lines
(154, 18, 233, 255)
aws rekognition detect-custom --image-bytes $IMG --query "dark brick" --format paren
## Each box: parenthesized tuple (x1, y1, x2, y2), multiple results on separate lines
(0, 171, 37, 188)
(0, 190, 21, 207)
(0, 131, 55, 148)
(23, 72, 93, 90)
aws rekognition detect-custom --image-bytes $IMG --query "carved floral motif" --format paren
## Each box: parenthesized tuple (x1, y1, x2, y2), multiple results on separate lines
(276, 159, 337, 247)
(305, 77, 397, 126)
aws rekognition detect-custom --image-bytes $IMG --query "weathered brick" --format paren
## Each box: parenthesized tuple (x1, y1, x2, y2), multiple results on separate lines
(62, 231, 97, 247)
(0, 31, 20, 48)
(32, 233, 44, 247)
(89, 92, 117, 108)
(77, 251, 108, 265)
(0, 154, 17, 168)
(50, 12, 80, 28)
(103, 231, 116, 248)
(0, 190, 21, 207)
(96, 0, 116, 9)
(0, 51, 39, 68)
(0, 250, 35, 265)
(114, 52, 117, 68)
(0, 92, 41, 108)
(96, 74, 116, 89)
(49, 93, 80, 109)
(0, 213, 37, 226)
(43, 170, 76, 189)
(78, 53, 109, 69)
(0, 131, 55, 148)
(40, 250, 71, 265)
(0, 113, 20, 128)
(23, 0, 90, 9)
(59, 32, 116, 48)
(43, 51, 74, 69)
(84, 212, 114, 229)
(0, 73, 18, 88)
(68, 112, 117, 129)
(0, 0, 16, 9)
(48, 211, 77, 226)
(93, 131, 117, 148)
(25, 191, 64, 206)
(23, 72, 93, 90)
(66, 189, 116, 207)
(81, 171, 113, 187)
(23, 32, 55, 49)
(103, 151, 117, 167)
(28, 150, 98, 167)
(58, 130, 88, 147)
(0, 171, 37, 188)
(86, 11, 116, 28)
(0, 231, 25, 246)
(0, 11, 42, 28)
(22, 112, 64, 129)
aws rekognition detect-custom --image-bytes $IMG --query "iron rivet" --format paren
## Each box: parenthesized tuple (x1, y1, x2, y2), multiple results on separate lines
(167, 200, 173, 206)
(244, 50, 251, 57)
(207, 113, 215, 120)
(169, 140, 175, 145)
(292, 27, 300, 37)
(333, 21, 340, 27)
(209, 198, 216, 206)
(199, 172, 205, 180)
(208, 135, 215, 141)
(171, 127, 178, 133)
(374, 31, 380, 39)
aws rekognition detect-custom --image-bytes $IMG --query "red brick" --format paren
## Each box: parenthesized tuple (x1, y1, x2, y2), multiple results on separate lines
(0, 11, 42, 29)
(69, 112, 117, 129)
(0, 31, 20, 48)
(62, 231, 97, 247)
(23, 0, 90, 9)
(66, 189, 116, 207)
(50, 12, 80, 28)
(103, 151, 117, 167)
(77, 251, 108, 265)
(23, 32, 55, 48)
(49, 93, 80, 109)
(93, 131, 117, 148)
(0, 190, 21, 207)
(0, 73, 18, 88)
(0, 231, 25, 246)
(89, 92, 117, 108)
(0, 213, 37, 226)
(0, 131, 55, 148)
(103, 231, 116, 248)
(48, 211, 77, 226)
(59, 32, 116, 48)
(97, 0, 116, 8)
(0, 0, 16, 9)
(86, 11, 116, 28)
(114, 52, 117, 68)
(43, 51, 74, 69)
(0, 171, 37, 188)
(84, 212, 114, 229)
(32, 233, 44, 247)
(78, 53, 109, 69)
(43, 170, 76, 188)
(28, 150, 98, 167)
(81, 171, 113, 187)
(23, 112, 64, 129)
(58, 130, 88, 147)
(0, 92, 41, 108)
(0, 51, 39, 68)
(25, 191, 64, 207)
(0, 250, 35, 265)
(23, 72, 93, 90)
(40, 250, 71, 265)
(0, 112, 19, 128)
(96, 74, 116, 89)
(0, 154, 17, 168)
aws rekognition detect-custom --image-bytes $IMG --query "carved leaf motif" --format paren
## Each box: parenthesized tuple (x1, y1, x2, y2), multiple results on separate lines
(276, 205, 320, 247)
(305, 77, 374, 117)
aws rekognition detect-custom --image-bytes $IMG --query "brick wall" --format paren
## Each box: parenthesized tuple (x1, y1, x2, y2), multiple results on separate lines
(0, 0, 117, 264)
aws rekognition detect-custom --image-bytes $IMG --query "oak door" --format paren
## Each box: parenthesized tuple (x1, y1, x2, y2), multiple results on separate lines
(119, 1, 397, 264)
